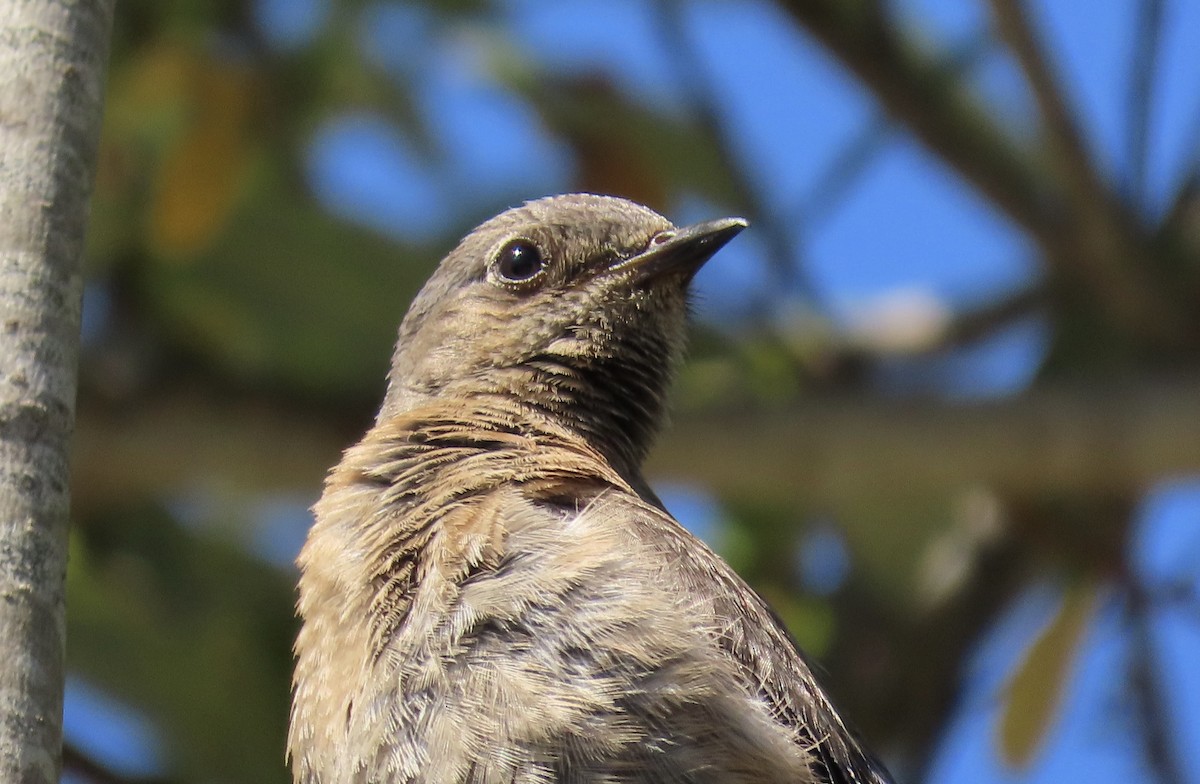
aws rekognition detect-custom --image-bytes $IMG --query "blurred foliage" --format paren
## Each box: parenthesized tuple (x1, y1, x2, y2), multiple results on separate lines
(66, 1, 1200, 783)
(69, 504, 296, 781)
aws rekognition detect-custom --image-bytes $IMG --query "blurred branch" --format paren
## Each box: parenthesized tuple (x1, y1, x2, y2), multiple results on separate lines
(1127, 585, 1188, 784)
(1160, 100, 1200, 238)
(841, 285, 1046, 357)
(777, 0, 1056, 244)
(935, 286, 1045, 349)
(62, 743, 174, 784)
(984, 0, 1177, 334)
(75, 376, 1200, 512)
(651, 0, 815, 299)
(985, 0, 1111, 225)
(1125, 0, 1164, 211)
(801, 113, 889, 228)
(653, 376, 1200, 506)
(72, 386, 355, 511)
(780, 0, 1189, 343)
(800, 29, 995, 227)
(1160, 172, 1199, 240)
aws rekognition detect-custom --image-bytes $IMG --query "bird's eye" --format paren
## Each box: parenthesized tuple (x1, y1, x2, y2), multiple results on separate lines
(493, 239, 546, 286)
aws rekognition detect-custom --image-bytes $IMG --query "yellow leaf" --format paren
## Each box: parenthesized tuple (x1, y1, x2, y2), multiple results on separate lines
(998, 579, 1099, 768)
(148, 57, 259, 258)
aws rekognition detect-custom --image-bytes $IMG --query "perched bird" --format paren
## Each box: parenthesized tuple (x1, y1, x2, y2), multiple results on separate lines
(289, 194, 893, 784)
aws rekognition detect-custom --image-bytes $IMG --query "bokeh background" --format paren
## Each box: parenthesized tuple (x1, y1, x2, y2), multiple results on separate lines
(66, 0, 1200, 782)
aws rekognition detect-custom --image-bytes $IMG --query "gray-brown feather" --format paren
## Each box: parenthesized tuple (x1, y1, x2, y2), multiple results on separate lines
(291, 401, 815, 783)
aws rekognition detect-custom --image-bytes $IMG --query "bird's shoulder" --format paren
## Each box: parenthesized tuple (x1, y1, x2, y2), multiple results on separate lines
(609, 493, 892, 784)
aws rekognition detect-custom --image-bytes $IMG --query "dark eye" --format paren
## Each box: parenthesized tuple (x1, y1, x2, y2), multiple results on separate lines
(494, 239, 545, 285)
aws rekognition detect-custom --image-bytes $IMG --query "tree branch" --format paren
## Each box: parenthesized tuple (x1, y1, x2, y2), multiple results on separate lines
(840, 285, 1046, 356)
(651, 0, 815, 299)
(986, 0, 1188, 339)
(986, 0, 1113, 224)
(799, 29, 996, 227)
(936, 286, 1046, 349)
(984, 0, 1174, 328)
(1126, 586, 1189, 784)
(73, 376, 1200, 511)
(777, 0, 1059, 244)
(0, 2, 116, 780)
(1160, 171, 1199, 240)
(779, 0, 1189, 343)
(1159, 98, 1200, 237)
(1125, 0, 1165, 211)
(652, 376, 1200, 506)
(62, 742, 174, 784)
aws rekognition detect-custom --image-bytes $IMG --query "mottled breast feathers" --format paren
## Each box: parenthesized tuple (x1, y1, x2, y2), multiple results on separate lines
(289, 397, 886, 784)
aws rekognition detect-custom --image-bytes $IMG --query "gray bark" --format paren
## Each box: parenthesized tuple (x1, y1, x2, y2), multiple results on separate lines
(0, 0, 114, 780)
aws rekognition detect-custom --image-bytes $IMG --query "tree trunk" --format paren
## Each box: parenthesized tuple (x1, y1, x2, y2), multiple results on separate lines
(0, 1, 114, 780)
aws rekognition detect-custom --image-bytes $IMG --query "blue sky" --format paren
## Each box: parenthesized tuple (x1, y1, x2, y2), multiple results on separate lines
(69, 0, 1200, 781)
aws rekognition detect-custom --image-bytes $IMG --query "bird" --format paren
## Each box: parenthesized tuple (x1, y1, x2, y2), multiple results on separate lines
(288, 193, 894, 784)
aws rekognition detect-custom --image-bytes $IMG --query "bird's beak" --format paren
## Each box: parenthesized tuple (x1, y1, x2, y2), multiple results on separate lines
(614, 217, 748, 282)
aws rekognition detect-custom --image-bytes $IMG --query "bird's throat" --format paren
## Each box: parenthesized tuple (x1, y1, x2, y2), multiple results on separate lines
(483, 352, 671, 486)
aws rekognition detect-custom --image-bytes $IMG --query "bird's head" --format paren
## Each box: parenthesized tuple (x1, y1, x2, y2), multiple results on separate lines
(382, 193, 746, 472)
